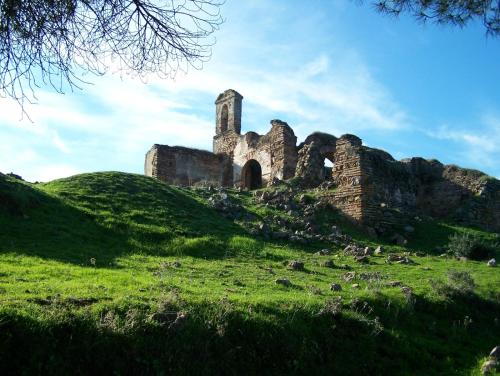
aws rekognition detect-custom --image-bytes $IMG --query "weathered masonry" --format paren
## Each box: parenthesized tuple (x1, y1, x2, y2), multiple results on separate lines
(145, 89, 298, 189)
(145, 89, 500, 232)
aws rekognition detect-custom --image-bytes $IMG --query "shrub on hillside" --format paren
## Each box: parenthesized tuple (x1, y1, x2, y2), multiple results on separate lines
(447, 232, 497, 260)
(432, 270, 476, 300)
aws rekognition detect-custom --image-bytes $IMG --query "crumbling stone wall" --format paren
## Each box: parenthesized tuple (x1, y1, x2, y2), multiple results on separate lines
(322, 136, 500, 233)
(231, 120, 298, 187)
(329, 135, 364, 222)
(295, 142, 325, 187)
(145, 145, 231, 186)
(264, 120, 298, 181)
(295, 132, 338, 187)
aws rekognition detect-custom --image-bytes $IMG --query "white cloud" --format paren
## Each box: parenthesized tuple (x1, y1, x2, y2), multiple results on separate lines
(0, 1, 410, 181)
(35, 165, 81, 182)
(425, 116, 500, 170)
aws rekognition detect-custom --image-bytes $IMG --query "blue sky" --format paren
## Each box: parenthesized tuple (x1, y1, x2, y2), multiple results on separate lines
(1, 0, 499, 182)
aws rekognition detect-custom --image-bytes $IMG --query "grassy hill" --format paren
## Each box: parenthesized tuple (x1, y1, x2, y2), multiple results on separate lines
(0, 171, 499, 375)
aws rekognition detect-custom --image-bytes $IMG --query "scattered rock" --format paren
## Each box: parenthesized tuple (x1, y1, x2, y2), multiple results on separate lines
(359, 272, 383, 281)
(342, 272, 356, 282)
(400, 286, 413, 296)
(275, 278, 291, 287)
(487, 259, 497, 267)
(490, 346, 500, 359)
(307, 285, 323, 295)
(315, 249, 330, 256)
(374, 246, 383, 255)
(259, 223, 270, 233)
(386, 254, 414, 264)
(321, 260, 335, 268)
(387, 281, 403, 287)
(246, 228, 259, 236)
(287, 260, 305, 271)
(481, 359, 498, 375)
(338, 264, 352, 270)
(354, 255, 370, 263)
(168, 312, 187, 331)
(351, 283, 360, 289)
(330, 283, 342, 292)
(269, 177, 282, 186)
(363, 247, 374, 256)
(289, 235, 306, 243)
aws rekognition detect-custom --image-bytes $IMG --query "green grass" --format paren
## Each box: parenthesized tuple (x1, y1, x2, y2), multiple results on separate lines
(0, 172, 499, 375)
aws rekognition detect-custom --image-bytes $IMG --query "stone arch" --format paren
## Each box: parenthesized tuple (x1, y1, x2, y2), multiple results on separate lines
(322, 155, 335, 180)
(295, 134, 337, 187)
(220, 104, 229, 132)
(241, 159, 262, 189)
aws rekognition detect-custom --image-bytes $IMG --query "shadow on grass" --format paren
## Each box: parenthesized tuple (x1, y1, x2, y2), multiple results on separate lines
(0, 172, 255, 265)
(0, 292, 498, 375)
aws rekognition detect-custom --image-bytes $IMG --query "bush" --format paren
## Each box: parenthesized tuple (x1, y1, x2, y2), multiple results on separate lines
(432, 270, 476, 300)
(447, 232, 497, 260)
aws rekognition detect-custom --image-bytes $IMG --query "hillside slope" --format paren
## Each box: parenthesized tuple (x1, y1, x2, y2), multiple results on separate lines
(0, 172, 499, 375)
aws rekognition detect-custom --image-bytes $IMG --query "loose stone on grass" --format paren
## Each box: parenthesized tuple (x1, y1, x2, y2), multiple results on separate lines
(386, 254, 415, 264)
(354, 255, 370, 263)
(363, 247, 374, 256)
(387, 281, 403, 287)
(481, 360, 498, 375)
(330, 283, 342, 292)
(342, 272, 356, 282)
(487, 259, 497, 267)
(321, 260, 335, 268)
(275, 278, 292, 287)
(288, 260, 305, 271)
(314, 249, 330, 256)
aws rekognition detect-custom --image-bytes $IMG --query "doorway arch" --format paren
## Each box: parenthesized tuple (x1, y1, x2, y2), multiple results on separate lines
(241, 159, 262, 189)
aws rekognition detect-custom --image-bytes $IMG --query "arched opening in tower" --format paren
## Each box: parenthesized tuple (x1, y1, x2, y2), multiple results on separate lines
(220, 104, 229, 132)
(241, 159, 262, 190)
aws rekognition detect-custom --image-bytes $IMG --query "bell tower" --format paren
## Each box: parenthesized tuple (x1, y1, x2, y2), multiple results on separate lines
(215, 89, 243, 135)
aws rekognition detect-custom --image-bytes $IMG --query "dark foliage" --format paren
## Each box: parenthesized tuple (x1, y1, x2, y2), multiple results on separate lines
(366, 0, 500, 36)
(447, 232, 497, 260)
(0, 0, 223, 109)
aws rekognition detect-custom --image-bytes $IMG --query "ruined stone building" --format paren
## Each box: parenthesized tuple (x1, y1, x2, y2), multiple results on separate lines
(145, 89, 500, 233)
(145, 89, 298, 190)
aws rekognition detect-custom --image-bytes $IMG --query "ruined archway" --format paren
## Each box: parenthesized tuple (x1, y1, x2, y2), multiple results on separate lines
(220, 104, 229, 132)
(241, 159, 262, 189)
(322, 156, 334, 180)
